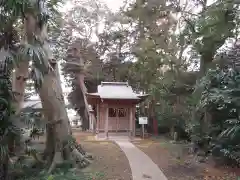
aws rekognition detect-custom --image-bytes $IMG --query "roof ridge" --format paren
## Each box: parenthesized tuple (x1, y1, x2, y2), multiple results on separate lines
(101, 81, 129, 86)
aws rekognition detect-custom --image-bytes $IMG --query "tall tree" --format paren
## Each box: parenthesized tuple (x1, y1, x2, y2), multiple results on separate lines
(60, 0, 136, 129)
(0, 0, 92, 175)
(58, 0, 112, 129)
(180, 0, 238, 75)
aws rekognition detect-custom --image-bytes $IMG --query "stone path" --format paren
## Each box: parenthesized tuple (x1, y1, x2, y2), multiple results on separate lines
(114, 140, 168, 180)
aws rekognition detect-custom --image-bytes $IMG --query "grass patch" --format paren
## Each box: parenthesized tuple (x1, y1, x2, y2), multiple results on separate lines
(11, 162, 105, 180)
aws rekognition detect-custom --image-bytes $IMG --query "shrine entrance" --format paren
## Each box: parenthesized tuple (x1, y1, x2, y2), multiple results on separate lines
(86, 82, 148, 138)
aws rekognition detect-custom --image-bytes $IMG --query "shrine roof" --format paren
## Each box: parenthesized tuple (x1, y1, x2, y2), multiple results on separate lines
(86, 82, 148, 100)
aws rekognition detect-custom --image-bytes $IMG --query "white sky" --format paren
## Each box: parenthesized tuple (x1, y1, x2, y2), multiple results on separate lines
(100, 0, 124, 12)
(60, 0, 124, 12)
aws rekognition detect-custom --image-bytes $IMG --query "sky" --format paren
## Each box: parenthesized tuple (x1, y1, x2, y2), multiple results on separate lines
(60, 0, 124, 13)
(100, 0, 124, 12)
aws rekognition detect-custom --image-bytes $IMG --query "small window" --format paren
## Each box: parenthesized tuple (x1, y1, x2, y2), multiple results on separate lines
(118, 108, 127, 117)
(109, 108, 116, 117)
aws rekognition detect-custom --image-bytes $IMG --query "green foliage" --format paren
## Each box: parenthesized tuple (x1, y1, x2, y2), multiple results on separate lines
(9, 156, 104, 180)
(0, 0, 64, 91)
(181, 0, 238, 73)
(18, 169, 104, 180)
(193, 57, 240, 164)
(13, 164, 105, 180)
(0, 0, 61, 22)
(186, 1, 236, 51)
(0, 51, 20, 178)
(156, 96, 194, 138)
(19, 107, 45, 130)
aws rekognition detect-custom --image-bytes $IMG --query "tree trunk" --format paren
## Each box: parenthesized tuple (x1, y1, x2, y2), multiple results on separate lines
(79, 107, 89, 130)
(39, 61, 91, 173)
(66, 42, 90, 131)
(77, 75, 90, 130)
(199, 52, 214, 77)
(30, 15, 91, 172)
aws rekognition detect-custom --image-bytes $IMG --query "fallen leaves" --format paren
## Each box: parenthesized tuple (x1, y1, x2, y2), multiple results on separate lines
(133, 138, 238, 180)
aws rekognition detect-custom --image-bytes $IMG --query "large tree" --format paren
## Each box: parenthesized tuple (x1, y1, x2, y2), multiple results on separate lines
(0, 0, 92, 176)
(57, 0, 111, 129)
(179, 0, 238, 75)
(60, 0, 137, 129)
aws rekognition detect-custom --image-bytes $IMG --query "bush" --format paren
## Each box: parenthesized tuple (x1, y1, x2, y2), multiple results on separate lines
(193, 66, 240, 165)
(11, 162, 105, 180)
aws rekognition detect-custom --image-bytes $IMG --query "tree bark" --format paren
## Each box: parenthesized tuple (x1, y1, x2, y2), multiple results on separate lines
(77, 75, 90, 130)
(31, 15, 91, 173)
(66, 42, 90, 130)
(199, 52, 214, 77)
(38, 55, 91, 172)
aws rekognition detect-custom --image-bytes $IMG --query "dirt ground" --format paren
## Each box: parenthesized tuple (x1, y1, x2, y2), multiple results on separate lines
(74, 131, 132, 180)
(35, 131, 239, 180)
(132, 137, 240, 180)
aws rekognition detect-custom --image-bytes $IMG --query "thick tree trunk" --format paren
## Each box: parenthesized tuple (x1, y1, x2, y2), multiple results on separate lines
(39, 61, 91, 172)
(77, 74, 90, 130)
(199, 52, 214, 77)
(32, 18, 91, 172)
(79, 107, 89, 130)
(67, 42, 90, 130)
(39, 65, 69, 155)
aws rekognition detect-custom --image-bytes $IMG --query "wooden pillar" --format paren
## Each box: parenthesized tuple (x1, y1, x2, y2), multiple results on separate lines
(129, 107, 133, 137)
(134, 107, 136, 136)
(116, 116, 118, 132)
(89, 113, 92, 131)
(105, 104, 109, 138)
(96, 103, 99, 133)
(116, 109, 119, 132)
(92, 114, 96, 134)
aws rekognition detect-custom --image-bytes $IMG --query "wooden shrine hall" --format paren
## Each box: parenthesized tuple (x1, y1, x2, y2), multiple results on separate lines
(86, 82, 148, 138)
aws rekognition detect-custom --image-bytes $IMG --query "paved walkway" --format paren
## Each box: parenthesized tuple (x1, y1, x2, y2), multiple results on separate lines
(114, 140, 168, 180)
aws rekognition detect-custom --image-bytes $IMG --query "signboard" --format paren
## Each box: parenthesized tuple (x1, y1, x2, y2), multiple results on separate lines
(139, 117, 148, 124)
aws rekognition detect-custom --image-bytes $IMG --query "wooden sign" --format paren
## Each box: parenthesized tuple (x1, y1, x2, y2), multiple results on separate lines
(139, 117, 148, 139)
(139, 117, 148, 124)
